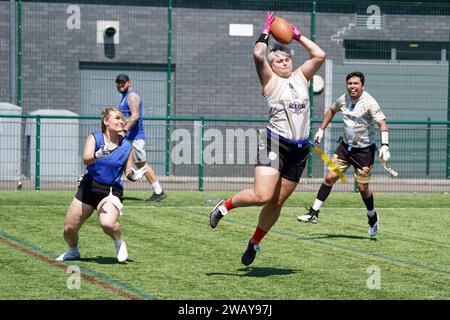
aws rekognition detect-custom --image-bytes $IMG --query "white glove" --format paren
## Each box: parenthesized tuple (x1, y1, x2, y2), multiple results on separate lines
(379, 145, 390, 162)
(129, 167, 147, 181)
(94, 144, 110, 159)
(314, 128, 324, 145)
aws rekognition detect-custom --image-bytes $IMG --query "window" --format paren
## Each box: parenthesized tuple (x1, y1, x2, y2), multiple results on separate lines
(344, 40, 448, 61)
(344, 40, 391, 60)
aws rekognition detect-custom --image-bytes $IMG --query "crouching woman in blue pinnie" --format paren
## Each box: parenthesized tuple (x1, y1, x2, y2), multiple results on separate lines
(56, 107, 146, 263)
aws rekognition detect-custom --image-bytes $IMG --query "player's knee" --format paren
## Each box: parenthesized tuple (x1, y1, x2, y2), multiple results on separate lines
(99, 220, 116, 232)
(275, 196, 288, 207)
(357, 182, 369, 194)
(63, 223, 78, 236)
(324, 174, 339, 185)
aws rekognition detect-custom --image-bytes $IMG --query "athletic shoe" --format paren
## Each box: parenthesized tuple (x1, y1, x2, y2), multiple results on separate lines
(55, 250, 80, 261)
(297, 207, 319, 224)
(146, 191, 167, 202)
(209, 199, 228, 229)
(368, 212, 379, 237)
(241, 239, 260, 266)
(116, 241, 128, 263)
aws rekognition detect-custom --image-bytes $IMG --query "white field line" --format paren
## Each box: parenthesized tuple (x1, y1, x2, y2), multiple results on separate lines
(0, 205, 448, 210)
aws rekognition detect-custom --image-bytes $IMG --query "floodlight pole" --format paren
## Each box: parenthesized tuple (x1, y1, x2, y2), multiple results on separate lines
(308, 0, 316, 178)
(447, 27, 450, 179)
(16, 0, 22, 108)
(10, 0, 17, 105)
(15, 0, 27, 183)
(165, 0, 173, 176)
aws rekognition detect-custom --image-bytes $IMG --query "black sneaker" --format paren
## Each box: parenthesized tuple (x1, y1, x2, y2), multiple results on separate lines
(297, 207, 319, 223)
(209, 199, 225, 229)
(368, 212, 379, 237)
(241, 239, 260, 266)
(146, 191, 167, 202)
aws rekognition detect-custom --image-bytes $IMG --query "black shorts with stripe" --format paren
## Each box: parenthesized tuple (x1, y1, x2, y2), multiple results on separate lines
(256, 135, 309, 183)
(75, 174, 123, 208)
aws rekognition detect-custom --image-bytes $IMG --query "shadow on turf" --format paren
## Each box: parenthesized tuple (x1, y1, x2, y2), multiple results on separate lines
(78, 256, 135, 264)
(207, 267, 299, 278)
(123, 196, 145, 201)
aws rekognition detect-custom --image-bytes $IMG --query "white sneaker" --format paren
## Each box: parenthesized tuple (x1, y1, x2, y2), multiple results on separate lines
(209, 199, 227, 229)
(116, 241, 128, 262)
(297, 208, 319, 224)
(56, 250, 80, 261)
(368, 221, 379, 237)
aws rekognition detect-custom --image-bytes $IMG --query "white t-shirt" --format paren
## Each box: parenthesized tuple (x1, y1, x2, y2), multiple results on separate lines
(263, 69, 310, 141)
(332, 91, 385, 148)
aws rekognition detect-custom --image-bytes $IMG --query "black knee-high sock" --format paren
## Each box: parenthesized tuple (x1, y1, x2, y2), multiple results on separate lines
(317, 183, 333, 202)
(362, 194, 374, 211)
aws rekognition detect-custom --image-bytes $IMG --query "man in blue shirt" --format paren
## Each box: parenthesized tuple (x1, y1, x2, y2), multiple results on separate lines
(116, 74, 167, 202)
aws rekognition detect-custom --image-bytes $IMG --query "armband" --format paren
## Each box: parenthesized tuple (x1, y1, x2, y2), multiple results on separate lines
(255, 33, 269, 45)
(381, 131, 389, 146)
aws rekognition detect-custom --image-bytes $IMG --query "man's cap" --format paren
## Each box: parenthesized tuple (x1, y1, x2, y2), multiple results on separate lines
(115, 74, 130, 83)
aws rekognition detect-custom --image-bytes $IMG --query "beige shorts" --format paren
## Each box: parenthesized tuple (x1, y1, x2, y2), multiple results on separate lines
(332, 154, 373, 184)
(331, 143, 376, 184)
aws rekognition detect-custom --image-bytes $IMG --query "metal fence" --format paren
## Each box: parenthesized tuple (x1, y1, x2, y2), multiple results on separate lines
(1, 0, 450, 192)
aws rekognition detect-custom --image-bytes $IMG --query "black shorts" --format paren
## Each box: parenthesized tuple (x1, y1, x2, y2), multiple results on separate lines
(75, 174, 123, 208)
(333, 142, 376, 183)
(334, 142, 376, 169)
(256, 134, 309, 183)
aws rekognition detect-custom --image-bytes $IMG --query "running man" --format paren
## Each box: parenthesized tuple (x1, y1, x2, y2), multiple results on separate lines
(297, 71, 390, 237)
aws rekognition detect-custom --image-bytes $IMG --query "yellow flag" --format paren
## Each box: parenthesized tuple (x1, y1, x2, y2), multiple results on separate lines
(311, 145, 346, 183)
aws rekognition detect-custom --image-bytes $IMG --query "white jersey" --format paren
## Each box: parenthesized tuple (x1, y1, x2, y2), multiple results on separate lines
(263, 69, 310, 141)
(331, 91, 386, 148)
